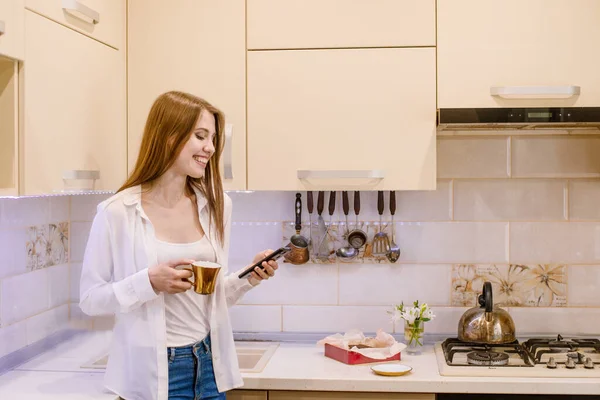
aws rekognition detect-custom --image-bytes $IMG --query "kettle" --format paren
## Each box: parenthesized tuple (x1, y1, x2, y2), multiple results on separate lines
(458, 281, 516, 344)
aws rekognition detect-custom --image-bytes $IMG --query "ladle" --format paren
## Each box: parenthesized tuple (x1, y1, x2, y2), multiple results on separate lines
(336, 191, 358, 260)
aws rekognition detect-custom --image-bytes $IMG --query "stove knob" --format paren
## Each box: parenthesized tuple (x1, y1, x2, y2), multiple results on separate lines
(565, 357, 576, 369)
(547, 357, 557, 369)
(584, 357, 595, 369)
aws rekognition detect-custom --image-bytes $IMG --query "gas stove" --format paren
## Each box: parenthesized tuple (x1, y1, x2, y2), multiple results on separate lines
(435, 335, 600, 377)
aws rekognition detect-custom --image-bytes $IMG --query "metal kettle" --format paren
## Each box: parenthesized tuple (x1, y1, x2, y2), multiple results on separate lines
(458, 282, 516, 344)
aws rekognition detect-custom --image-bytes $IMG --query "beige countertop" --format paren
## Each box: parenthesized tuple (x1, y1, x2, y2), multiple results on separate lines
(0, 331, 599, 398)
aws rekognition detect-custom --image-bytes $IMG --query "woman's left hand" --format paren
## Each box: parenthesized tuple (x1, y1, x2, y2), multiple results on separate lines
(248, 249, 279, 284)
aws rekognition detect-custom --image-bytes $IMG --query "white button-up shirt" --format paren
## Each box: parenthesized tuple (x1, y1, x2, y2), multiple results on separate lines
(79, 185, 255, 400)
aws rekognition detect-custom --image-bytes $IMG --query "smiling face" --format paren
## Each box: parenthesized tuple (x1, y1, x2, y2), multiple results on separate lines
(171, 109, 217, 179)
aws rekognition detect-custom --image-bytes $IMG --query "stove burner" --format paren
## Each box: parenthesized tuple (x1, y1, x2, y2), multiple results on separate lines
(467, 351, 510, 366)
(548, 334, 579, 352)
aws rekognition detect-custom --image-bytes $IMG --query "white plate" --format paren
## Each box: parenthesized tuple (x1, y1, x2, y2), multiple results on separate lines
(371, 364, 413, 376)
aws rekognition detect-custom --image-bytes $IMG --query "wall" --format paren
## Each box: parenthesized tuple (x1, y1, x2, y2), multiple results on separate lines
(227, 131, 600, 337)
(0, 197, 70, 359)
(2, 131, 600, 359)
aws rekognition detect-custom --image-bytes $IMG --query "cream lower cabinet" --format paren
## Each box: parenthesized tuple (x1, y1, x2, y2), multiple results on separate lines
(22, 10, 126, 195)
(437, 0, 600, 108)
(269, 391, 434, 400)
(127, 0, 246, 190)
(227, 390, 267, 400)
(247, 48, 437, 191)
(0, 0, 24, 60)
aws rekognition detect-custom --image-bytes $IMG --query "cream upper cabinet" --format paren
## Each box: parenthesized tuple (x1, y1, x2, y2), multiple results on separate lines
(269, 391, 434, 400)
(0, 0, 25, 60)
(247, 0, 435, 49)
(128, 0, 246, 191)
(25, 0, 124, 49)
(247, 48, 436, 191)
(22, 10, 126, 195)
(437, 0, 600, 108)
(0, 57, 19, 195)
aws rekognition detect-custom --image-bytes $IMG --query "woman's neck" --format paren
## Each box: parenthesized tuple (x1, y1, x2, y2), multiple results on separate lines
(144, 170, 190, 208)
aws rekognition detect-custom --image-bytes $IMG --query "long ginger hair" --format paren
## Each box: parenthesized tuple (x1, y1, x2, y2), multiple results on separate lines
(118, 91, 226, 244)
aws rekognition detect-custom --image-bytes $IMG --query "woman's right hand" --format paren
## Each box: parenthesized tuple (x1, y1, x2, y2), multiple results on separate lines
(148, 259, 195, 294)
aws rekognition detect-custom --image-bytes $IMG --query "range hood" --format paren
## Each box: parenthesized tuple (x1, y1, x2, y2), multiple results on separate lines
(437, 86, 600, 131)
(437, 107, 600, 131)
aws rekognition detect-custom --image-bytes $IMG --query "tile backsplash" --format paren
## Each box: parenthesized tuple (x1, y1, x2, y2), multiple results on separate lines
(1, 131, 600, 359)
(0, 197, 70, 359)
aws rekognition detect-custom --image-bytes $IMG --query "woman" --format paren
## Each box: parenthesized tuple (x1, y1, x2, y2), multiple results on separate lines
(79, 91, 278, 400)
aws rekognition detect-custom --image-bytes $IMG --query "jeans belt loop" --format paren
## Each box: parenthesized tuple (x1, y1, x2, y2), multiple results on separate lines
(169, 347, 175, 362)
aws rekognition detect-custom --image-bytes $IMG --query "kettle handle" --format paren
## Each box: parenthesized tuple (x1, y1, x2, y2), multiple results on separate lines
(478, 282, 493, 312)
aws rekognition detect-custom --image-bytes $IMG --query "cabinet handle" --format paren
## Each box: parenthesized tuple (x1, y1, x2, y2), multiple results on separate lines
(61, 170, 100, 193)
(63, 170, 100, 180)
(223, 123, 233, 180)
(62, 0, 100, 24)
(0, 20, 5, 36)
(297, 170, 385, 179)
(490, 85, 580, 99)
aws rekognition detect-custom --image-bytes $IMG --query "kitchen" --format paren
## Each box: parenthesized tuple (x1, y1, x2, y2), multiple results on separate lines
(1, 0, 600, 399)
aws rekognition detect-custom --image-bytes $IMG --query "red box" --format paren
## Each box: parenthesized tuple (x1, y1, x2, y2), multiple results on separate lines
(324, 343, 401, 365)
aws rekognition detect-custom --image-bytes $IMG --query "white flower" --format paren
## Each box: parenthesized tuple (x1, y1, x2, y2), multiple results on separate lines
(390, 309, 403, 324)
(402, 307, 419, 324)
(422, 308, 435, 320)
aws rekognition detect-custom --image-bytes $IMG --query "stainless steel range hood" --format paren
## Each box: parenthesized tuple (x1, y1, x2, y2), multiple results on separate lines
(437, 107, 600, 131)
(437, 86, 600, 131)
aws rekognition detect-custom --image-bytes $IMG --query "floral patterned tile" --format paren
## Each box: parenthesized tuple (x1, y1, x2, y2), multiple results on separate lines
(26, 222, 69, 270)
(451, 264, 567, 307)
(282, 221, 395, 264)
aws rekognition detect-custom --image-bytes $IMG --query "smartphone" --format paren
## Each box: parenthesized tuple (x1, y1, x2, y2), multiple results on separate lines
(237, 246, 291, 279)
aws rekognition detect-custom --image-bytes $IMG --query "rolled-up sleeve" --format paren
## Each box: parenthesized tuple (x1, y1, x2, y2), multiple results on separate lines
(79, 206, 158, 316)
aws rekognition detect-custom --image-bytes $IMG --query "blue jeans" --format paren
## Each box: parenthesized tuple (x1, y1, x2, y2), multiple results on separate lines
(167, 335, 226, 400)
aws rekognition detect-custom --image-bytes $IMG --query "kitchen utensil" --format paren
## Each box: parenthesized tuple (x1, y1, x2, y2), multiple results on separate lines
(370, 364, 413, 377)
(183, 261, 221, 295)
(458, 281, 516, 344)
(386, 191, 400, 263)
(314, 191, 327, 257)
(336, 191, 358, 260)
(284, 193, 309, 265)
(307, 191, 314, 249)
(372, 191, 390, 256)
(317, 191, 336, 259)
(347, 191, 367, 249)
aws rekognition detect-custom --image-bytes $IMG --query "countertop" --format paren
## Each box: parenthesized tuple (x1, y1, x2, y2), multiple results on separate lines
(1, 331, 599, 399)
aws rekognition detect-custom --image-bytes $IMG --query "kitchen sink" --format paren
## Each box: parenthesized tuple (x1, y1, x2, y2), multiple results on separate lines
(234, 342, 279, 373)
(80, 342, 278, 373)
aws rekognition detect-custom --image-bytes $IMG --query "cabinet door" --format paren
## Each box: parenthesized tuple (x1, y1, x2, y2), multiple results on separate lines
(226, 390, 267, 400)
(248, 0, 435, 49)
(0, 0, 25, 60)
(247, 48, 436, 191)
(0, 58, 19, 195)
(128, 0, 246, 190)
(25, 0, 125, 49)
(269, 391, 434, 400)
(438, 0, 600, 108)
(22, 10, 126, 195)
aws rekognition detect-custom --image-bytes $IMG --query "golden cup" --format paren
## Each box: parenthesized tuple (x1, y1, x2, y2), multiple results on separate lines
(184, 261, 221, 295)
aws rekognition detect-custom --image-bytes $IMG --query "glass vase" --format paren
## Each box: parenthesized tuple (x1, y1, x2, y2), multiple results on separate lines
(404, 320, 425, 355)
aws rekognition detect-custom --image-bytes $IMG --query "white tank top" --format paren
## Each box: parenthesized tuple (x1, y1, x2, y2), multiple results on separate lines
(156, 236, 216, 347)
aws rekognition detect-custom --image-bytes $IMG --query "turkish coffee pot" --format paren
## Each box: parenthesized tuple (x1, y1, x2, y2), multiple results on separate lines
(458, 281, 516, 344)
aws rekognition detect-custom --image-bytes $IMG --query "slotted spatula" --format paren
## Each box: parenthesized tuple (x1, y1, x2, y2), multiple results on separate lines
(372, 191, 390, 256)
